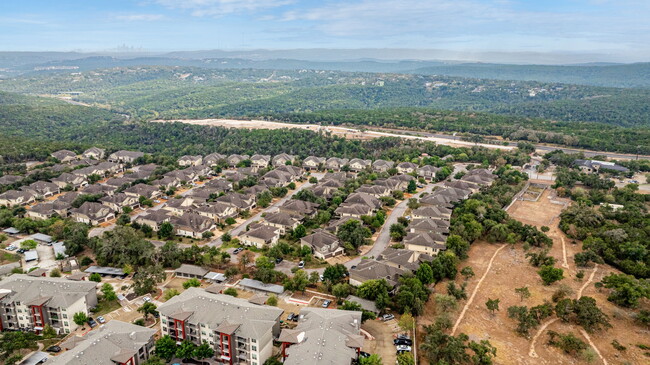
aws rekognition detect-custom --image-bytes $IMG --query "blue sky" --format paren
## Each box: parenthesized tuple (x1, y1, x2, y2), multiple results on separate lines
(1, 0, 648, 61)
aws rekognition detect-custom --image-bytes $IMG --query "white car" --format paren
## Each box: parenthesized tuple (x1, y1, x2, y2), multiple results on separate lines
(298, 261, 305, 269)
(396, 345, 412, 352)
(97, 316, 106, 324)
(143, 296, 152, 303)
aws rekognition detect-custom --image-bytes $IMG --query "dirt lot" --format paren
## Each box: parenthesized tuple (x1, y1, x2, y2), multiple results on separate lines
(363, 319, 402, 365)
(419, 189, 649, 364)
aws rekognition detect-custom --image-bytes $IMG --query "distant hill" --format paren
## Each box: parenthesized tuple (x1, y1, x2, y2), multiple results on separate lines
(405, 62, 650, 88)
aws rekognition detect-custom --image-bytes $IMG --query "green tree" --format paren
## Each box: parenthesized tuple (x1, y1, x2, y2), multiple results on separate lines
(486, 298, 500, 315)
(138, 302, 158, 321)
(600, 273, 650, 308)
(175, 340, 197, 360)
(398, 312, 415, 332)
(49, 268, 61, 277)
(89, 272, 102, 282)
(101, 283, 117, 301)
(515, 286, 531, 302)
(332, 283, 352, 300)
(461, 266, 475, 281)
(155, 335, 177, 361)
(359, 354, 383, 365)
(416, 262, 434, 285)
(288, 270, 309, 293)
(407, 179, 417, 193)
(159, 221, 174, 239)
(163, 289, 180, 300)
(73, 312, 88, 326)
(183, 278, 202, 289)
(193, 341, 214, 360)
(20, 240, 37, 250)
(323, 263, 348, 283)
(42, 324, 56, 339)
(538, 266, 564, 285)
(224, 288, 238, 297)
(267, 294, 278, 306)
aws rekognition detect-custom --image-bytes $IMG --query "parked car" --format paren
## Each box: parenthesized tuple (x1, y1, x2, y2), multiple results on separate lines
(143, 296, 152, 303)
(382, 314, 395, 321)
(17, 248, 25, 254)
(350, 265, 357, 270)
(287, 313, 296, 321)
(6, 245, 16, 251)
(394, 338, 413, 346)
(97, 316, 106, 324)
(397, 333, 410, 340)
(87, 317, 97, 328)
(396, 345, 412, 352)
(46, 345, 61, 353)
(298, 261, 305, 269)
(275, 257, 283, 264)
(322, 300, 331, 308)
(233, 248, 243, 254)
(359, 351, 371, 358)
(319, 275, 324, 282)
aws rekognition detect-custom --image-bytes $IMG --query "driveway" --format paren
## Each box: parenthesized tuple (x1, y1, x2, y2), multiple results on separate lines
(206, 173, 324, 247)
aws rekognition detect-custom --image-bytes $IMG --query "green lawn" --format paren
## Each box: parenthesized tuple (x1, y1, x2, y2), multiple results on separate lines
(93, 299, 121, 316)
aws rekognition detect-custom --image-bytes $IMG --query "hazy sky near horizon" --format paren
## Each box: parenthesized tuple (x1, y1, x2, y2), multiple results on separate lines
(1, 0, 649, 61)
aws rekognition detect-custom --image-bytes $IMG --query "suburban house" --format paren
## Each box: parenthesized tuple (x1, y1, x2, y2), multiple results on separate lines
(158, 288, 283, 365)
(163, 197, 198, 217)
(71, 166, 103, 179)
(300, 229, 344, 259)
(51, 173, 87, 189)
(70, 202, 115, 225)
(574, 159, 629, 174)
(280, 308, 363, 365)
(274, 165, 303, 180)
(262, 211, 301, 234)
(95, 161, 124, 175)
(123, 183, 161, 200)
(82, 147, 106, 160)
(334, 203, 374, 219)
(196, 202, 238, 223)
(372, 159, 394, 173)
(310, 185, 339, 200)
(411, 205, 452, 221)
(348, 259, 406, 287)
(216, 192, 256, 212)
(379, 247, 434, 271)
(325, 157, 349, 171)
(0, 175, 22, 187)
(417, 165, 440, 180)
(171, 213, 216, 239)
(81, 184, 115, 196)
(51, 150, 77, 163)
(0, 190, 36, 206)
(326, 217, 358, 233)
(227, 154, 250, 167)
(134, 210, 172, 231)
(251, 154, 271, 169)
(24, 181, 60, 198)
(302, 156, 326, 171)
(152, 176, 182, 190)
(104, 177, 135, 190)
(410, 218, 450, 236)
(239, 225, 280, 248)
(174, 264, 209, 279)
(178, 155, 203, 167)
(348, 158, 372, 172)
(272, 153, 296, 167)
(50, 320, 156, 365)
(26, 201, 71, 220)
(403, 231, 447, 255)
(0, 274, 97, 334)
(99, 193, 140, 212)
(355, 184, 391, 198)
(396, 161, 418, 174)
(344, 192, 382, 210)
(445, 180, 478, 192)
(200, 153, 223, 166)
(108, 150, 145, 163)
(279, 200, 319, 218)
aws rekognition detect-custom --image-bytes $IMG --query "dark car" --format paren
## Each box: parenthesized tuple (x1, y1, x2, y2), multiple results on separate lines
(233, 248, 243, 254)
(394, 338, 413, 346)
(46, 345, 61, 353)
(87, 317, 97, 328)
(275, 257, 283, 264)
(359, 351, 371, 358)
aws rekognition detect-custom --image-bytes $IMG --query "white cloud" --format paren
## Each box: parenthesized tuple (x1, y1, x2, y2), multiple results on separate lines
(155, 0, 294, 17)
(115, 14, 165, 21)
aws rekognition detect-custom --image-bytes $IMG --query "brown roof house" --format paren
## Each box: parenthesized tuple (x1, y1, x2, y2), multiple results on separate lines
(26, 201, 71, 220)
(226, 154, 250, 167)
(262, 211, 301, 234)
(0, 190, 36, 206)
(272, 153, 296, 167)
(417, 165, 440, 180)
(24, 181, 60, 198)
(372, 159, 394, 173)
(70, 202, 115, 225)
(251, 154, 271, 169)
(355, 184, 391, 198)
(177, 155, 203, 167)
(403, 231, 447, 255)
(411, 205, 452, 221)
(348, 259, 406, 287)
(82, 147, 106, 160)
(378, 247, 434, 271)
(51, 150, 78, 163)
(108, 150, 144, 163)
(163, 197, 198, 217)
(216, 192, 256, 212)
(134, 210, 172, 231)
(196, 202, 238, 224)
(203, 153, 226, 166)
(239, 225, 280, 249)
(123, 183, 161, 200)
(302, 156, 326, 171)
(51, 173, 88, 189)
(99, 193, 140, 213)
(325, 157, 349, 171)
(396, 161, 418, 174)
(279, 199, 319, 218)
(348, 158, 371, 172)
(171, 213, 216, 239)
(301, 229, 344, 259)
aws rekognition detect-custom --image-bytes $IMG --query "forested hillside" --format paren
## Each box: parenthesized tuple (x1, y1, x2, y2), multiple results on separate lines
(2, 66, 649, 128)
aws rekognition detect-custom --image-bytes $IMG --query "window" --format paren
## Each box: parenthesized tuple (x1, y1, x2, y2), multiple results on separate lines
(252, 354, 257, 360)
(64, 322, 68, 326)
(62, 314, 67, 319)
(252, 346, 257, 351)
(251, 339, 256, 343)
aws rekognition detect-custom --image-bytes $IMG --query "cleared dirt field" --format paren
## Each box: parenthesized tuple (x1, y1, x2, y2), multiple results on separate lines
(419, 189, 649, 364)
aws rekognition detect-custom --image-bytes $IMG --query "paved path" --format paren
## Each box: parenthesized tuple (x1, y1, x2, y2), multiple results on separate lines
(206, 173, 324, 247)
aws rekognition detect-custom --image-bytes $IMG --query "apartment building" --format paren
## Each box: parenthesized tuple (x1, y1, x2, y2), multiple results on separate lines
(158, 288, 283, 365)
(0, 274, 97, 334)
(51, 320, 156, 365)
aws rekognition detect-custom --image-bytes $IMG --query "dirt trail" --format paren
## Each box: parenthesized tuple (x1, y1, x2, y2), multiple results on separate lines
(528, 264, 600, 359)
(559, 235, 569, 269)
(451, 244, 506, 336)
(580, 329, 609, 365)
